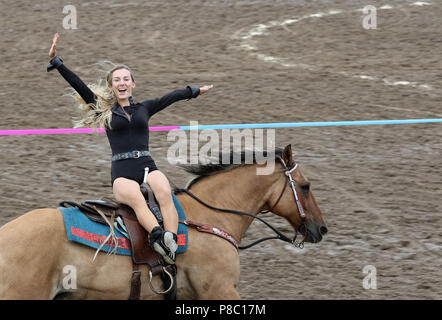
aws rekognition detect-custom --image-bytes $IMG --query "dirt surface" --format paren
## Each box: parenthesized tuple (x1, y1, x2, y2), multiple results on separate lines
(0, 0, 441, 299)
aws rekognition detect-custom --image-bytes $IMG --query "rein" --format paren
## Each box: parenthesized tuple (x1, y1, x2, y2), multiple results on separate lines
(175, 156, 307, 250)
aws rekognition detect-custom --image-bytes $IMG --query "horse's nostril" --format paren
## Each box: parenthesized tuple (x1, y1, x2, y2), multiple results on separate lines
(319, 226, 328, 236)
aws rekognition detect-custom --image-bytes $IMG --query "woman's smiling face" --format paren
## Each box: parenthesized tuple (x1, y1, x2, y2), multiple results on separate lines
(110, 68, 135, 103)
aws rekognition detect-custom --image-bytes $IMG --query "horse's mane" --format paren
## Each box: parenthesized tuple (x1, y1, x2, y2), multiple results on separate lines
(174, 148, 283, 193)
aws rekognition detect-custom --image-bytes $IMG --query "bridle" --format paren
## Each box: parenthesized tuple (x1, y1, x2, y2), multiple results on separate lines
(175, 155, 309, 250)
(263, 155, 306, 219)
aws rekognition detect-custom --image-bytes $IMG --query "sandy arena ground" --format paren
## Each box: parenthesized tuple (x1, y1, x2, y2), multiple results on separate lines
(0, 0, 441, 299)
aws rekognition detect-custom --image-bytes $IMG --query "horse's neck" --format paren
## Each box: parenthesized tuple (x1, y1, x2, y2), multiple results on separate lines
(179, 164, 278, 242)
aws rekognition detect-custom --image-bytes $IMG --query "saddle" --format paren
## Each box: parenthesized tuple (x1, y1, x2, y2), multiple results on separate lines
(60, 182, 177, 300)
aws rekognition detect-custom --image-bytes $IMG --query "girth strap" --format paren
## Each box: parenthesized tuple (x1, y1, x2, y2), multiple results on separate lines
(129, 265, 142, 300)
(129, 264, 177, 300)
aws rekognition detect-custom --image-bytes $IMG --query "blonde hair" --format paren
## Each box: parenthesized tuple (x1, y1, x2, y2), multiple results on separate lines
(71, 61, 135, 130)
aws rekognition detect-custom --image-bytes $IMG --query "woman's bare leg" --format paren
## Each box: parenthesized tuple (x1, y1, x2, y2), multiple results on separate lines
(146, 170, 178, 234)
(112, 177, 159, 232)
(113, 175, 177, 264)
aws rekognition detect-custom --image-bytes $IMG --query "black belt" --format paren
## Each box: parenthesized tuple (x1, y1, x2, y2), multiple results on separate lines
(112, 150, 151, 162)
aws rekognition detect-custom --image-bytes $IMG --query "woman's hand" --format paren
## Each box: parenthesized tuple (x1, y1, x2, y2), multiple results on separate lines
(49, 33, 59, 59)
(199, 84, 214, 96)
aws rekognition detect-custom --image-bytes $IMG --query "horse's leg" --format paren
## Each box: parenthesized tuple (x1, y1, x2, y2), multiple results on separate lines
(181, 231, 241, 300)
(0, 208, 67, 299)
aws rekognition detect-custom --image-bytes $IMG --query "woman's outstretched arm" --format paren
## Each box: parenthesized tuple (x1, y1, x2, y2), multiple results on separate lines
(144, 84, 213, 117)
(47, 33, 97, 105)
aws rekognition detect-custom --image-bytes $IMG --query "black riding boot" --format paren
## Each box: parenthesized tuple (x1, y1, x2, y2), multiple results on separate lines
(149, 226, 178, 264)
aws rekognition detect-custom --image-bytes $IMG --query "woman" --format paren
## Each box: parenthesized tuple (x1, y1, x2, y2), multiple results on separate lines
(47, 33, 213, 264)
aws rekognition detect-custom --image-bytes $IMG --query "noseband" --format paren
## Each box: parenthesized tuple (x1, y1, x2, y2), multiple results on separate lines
(175, 155, 308, 250)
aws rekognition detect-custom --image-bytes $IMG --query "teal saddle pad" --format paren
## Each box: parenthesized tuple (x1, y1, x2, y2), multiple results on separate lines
(59, 193, 188, 256)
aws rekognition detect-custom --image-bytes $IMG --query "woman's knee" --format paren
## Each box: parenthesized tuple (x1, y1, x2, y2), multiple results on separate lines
(147, 172, 172, 205)
(154, 186, 172, 205)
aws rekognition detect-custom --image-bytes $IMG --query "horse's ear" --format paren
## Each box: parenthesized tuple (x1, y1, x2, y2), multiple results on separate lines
(282, 144, 294, 164)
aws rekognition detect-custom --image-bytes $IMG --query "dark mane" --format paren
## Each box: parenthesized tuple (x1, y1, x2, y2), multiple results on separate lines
(174, 148, 283, 193)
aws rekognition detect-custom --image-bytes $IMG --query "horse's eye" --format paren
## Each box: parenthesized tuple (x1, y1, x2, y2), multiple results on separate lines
(300, 183, 310, 194)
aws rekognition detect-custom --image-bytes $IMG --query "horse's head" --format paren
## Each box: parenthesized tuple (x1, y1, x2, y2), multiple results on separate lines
(264, 145, 328, 244)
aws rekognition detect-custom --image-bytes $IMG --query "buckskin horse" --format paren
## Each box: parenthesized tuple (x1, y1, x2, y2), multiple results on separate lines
(0, 145, 327, 299)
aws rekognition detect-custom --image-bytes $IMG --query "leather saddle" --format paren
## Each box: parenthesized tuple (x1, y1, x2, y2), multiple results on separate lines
(59, 182, 177, 300)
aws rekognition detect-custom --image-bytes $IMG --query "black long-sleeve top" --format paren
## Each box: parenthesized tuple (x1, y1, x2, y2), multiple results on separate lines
(47, 56, 200, 156)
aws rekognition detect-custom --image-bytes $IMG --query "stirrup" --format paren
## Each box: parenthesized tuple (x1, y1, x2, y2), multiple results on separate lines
(149, 267, 174, 295)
